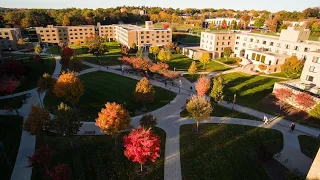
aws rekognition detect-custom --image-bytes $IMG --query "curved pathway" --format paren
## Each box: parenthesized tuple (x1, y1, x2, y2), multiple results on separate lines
(1, 52, 319, 180)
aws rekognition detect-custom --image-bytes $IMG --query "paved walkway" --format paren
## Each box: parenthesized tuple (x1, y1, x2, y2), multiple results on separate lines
(6, 53, 62, 180)
(2, 51, 319, 180)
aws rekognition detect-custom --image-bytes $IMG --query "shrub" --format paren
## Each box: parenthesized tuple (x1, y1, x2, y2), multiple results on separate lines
(294, 93, 316, 110)
(140, 114, 157, 129)
(258, 64, 267, 71)
(309, 103, 320, 119)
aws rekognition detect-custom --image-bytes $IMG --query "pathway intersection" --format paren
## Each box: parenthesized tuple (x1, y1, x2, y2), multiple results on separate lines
(0, 52, 319, 180)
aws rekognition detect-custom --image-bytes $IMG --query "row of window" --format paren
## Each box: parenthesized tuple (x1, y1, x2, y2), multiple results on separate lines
(40, 28, 93, 33)
(140, 31, 169, 34)
(141, 35, 170, 39)
(0, 32, 9, 35)
(141, 40, 169, 44)
(203, 35, 232, 40)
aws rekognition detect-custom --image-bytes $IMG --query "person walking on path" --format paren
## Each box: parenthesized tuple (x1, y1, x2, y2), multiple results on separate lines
(290, 122, 296, 132)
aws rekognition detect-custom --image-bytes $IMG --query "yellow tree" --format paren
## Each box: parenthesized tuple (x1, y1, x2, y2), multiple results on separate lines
(186, 95, 213, 131)
(149, 46, 160, 60)
(53, 72, 84, 107)
(96, 102, 131, 146)
(24, 105, 50, 135)
(199, 52, 210, 69)
(188, 61, 198, 77)
(134, 77, 155, 104)
(34, 44, 42, 55)
(157, 49, 171, 61)
(281, 56, 304, 79)
(224, 47, 233, 61)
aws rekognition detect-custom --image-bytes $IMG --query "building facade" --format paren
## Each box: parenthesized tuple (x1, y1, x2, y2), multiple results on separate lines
(35, 25, 96, 45)
(205, 18, 240, 27)
(200, 32, 236, 58)
(99, 21, 172, 48)
(0, 28, 22, 50)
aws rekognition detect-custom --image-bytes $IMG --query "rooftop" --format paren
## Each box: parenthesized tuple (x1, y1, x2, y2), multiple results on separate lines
(246, 48, 289, 57)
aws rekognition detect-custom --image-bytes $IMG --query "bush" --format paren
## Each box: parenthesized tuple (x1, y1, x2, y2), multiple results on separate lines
(309, 103, 320, 119)
(258, 64, 267, 71)
(140, 114, 157, 129)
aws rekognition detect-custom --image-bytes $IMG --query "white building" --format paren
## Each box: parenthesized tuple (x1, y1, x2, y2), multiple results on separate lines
(205, 18, 240, 27)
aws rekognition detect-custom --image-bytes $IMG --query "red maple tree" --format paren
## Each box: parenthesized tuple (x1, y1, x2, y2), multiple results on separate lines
(46, 163, 71, 180)
(163, 23, 169, 29)
(274, 88, 292, 102)
(162, 70, 179, 79)
(61, 47, 74, 58)
(123, 126, 161, 171)
(0, 78, 19, 95)
(149, 62, 169, 74)
(119, 56, 151, 70)
(195, 76, 211, 96)
(27, 145, 55, 170)
(294, 92, 316, 109)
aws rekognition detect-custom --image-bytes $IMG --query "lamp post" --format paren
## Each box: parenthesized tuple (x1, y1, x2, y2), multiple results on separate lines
(232, 94, 237, 110)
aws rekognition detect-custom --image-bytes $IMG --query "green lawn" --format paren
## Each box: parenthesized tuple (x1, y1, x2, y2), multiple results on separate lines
(11, 56, 56, 94)
(173, 34, 200, 44)
(214, 57, 237, 65)
(151, 54, 231, 72)
(180, 104, 260, 121)
(0, 115, 23, 180)
(222, 72, 283, 111)
(46, 46, 60, 55)
(82, 55, 125, 66)
(298, 135, 320, 159)
(0, 94, 27, 109)
(32, 127, 166, 180)
(309, 35, 320, 41)
(180, 124, 283, 179)
(183, 74, 201, 83)
(44, 71, 175, 120)
(268, 72, 291, 79)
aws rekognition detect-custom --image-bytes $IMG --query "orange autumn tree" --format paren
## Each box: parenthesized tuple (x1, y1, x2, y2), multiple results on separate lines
(95, 102, 131, 146)
(149, 62, 169, 74)
(24, 105, 50, 135)
(195, 76, 211, 96)
(53, 72, 84, 107)
(134, 77, 155, 104)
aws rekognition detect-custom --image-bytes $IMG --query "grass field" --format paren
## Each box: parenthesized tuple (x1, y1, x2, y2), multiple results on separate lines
(0, 94, 27, 109)
(6, 56, 56, 94)
(180, 104, 260, 121)
(214, 57, 237, 65)
(298, 135, 320, 159)
(268, 72, 291, 79)
(173, 34, 200, 44)
(180, 124, 283, 179)
(44, 71, 175, 120)
(222, 72, 283, 111)
(82, 55, 125, 66)
(32, 127, 166, 180)
(0, 116, 23, 180)
(150, 54, 231, 72)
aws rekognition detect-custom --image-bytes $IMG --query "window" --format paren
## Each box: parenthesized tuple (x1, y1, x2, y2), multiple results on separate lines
(285, 44, 290, 49)
(255, 39, 259, 43)
(236, 42, 239, 45)
(228, 42, 230, 45)
(229, 36, 231, 40)
(294, 46, 299, 51)
(306, 75, 314, 82)
(236, 36, 240, 39)
(244, 37, 247, 41)
(283, 51, 287, 55)
(276, 59, 279, 64)
(141, 36, 144, 39)
(221, 48, 224, 51)
(141, 41, 144, 43)
(263, 41, 266, 45)
(235, 47, 238, 50)
(243, 43, 246, 47)
(252, 53, 256, 60)
(222, 42, 225, 45)
(309, 66, 319, 73)
(256, 54, 261, 61)
(274, 68, 277, 72)
(146, 36, 149, 38)
(250, 38, 253, 42)
(216, 48, 218, 51)
(312, 57, 320, 63)
(269, 42, 274, 46)
(223, 36, 225, 40)
(216, 42, 219, 45)
(141, 32, 144, 34)
(276, 43, 281, 47)
(275, 49, 279, 53)
(261, 55, 266, 63)
(52, 30, 55, 32)
(156, 36, 159, 38)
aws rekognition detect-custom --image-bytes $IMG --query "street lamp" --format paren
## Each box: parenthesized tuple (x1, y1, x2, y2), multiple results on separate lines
(232, 94, 237, 110)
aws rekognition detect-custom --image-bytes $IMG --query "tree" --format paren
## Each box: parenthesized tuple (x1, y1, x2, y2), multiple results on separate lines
(149, 46, 160, 60)
(186, 95, 213, 131)
(157, 49, 171, 61)
(309, 103, 320, 119)
(230, 20, 237, 30)
(163, 23, 169, 29)
(0, 78, 19, 97)
(136, 47, 144, 58)
(281, 56, 304, 79)
(34, 44, 42, 55)
(95, 102, 131, 146)
(134, 77, 155, 104)
(195, 76, 211, 96)
(37, 73, 56, 94)
(123, 126, 160, 171)
(27, 145, 55, 170)
(60, 47, 74, 68)
(69, 55, 84, 72)
(294, 93, 315, 110)
(149, 62, 169, 74)
(210, 75, 225, 103)
(258, 64, 267, 71)
(223, 47, 232, 61)
(50, 102, 83, 136)
(131, 43, 137, 50)
(221, 19, 227, 29)
(121, 45, 130, 55)
(53, 72, 84, 107)
(188, 61, 198, 76)
(162, 70, 179, 79)
(254, 18, 265, 28)
(274, 88, 292, 110)
(24, 105, 50, 135)
(278, 23, 288, 32)
(199, 52, 210, 69)
(84, 34, 106, 55)
(140, 114, 157, 129)
(46, 164, 71, 180)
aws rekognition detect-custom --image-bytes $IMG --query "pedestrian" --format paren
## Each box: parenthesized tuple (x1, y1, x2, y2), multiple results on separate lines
(106, 66, 109, 69)
(290, 122, 295, 131)
(165, 81, 167, 87)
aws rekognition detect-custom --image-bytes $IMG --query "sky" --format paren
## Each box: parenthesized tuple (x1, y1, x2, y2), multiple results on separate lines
(1, 0, 319, 12)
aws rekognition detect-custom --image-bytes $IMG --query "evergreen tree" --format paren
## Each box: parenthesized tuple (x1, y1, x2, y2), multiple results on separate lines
(210, 75, 226, 103)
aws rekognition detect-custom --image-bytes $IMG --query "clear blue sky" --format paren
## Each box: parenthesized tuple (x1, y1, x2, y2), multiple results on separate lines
(1, 0, 319, 12)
